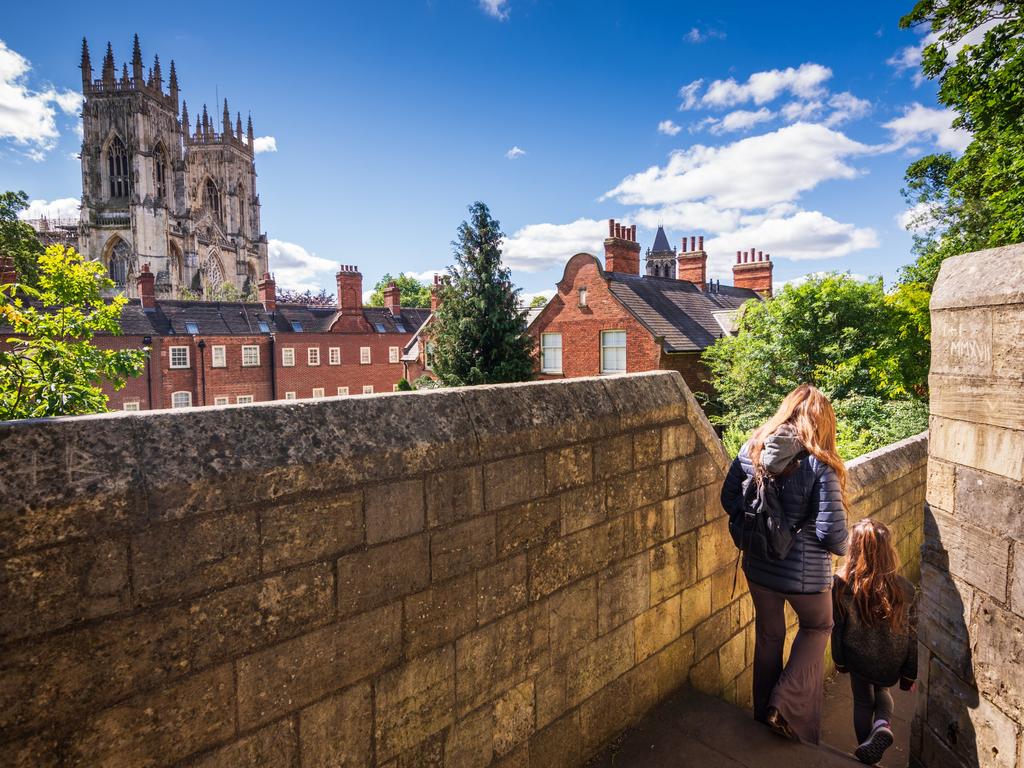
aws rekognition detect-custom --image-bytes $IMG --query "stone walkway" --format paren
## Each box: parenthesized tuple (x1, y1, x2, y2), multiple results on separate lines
(584, 676, 916, 768)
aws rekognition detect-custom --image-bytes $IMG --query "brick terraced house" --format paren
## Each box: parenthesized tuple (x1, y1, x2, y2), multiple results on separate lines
(528, 219, 772, 395)
(97, 264, 429, 410)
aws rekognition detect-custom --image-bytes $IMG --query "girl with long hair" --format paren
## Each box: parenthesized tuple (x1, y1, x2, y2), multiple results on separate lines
(832, 519, 918, 765)
(721, 384, 849, 745)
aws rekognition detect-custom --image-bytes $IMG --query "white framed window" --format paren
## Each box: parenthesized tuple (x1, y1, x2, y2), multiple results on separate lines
(337, 386, 349, 396)
(389, 346, 400, 363)
(328, 347, 341, 365)
(213, 396, 229, 406)
(284, 391, 296, 400)
(425, 341, 435, 372)
(237, 395, 254, 404)
(360, 347, 371, 365)
(600, 330, 627, 375)
(211, 345, 226, 368)
(312, 387, 325, 398)
(308, 347, 320, 366)
(541, 333, 563, 374)
(362, 385, 374, 394)
(281, 347, 295, 367)
(122, 401, 140, 411)
(169, 346, 190, 369)
(242, 345, 260, 367)
(171, 391, 192, 408)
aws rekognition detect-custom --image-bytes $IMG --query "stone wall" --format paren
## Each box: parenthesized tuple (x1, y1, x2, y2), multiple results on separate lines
(914, 243, 1024, 768)
(0, 370, 928, 766)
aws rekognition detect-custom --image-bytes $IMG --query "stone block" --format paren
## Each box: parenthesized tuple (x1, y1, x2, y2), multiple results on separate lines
(633, 428, 662, 468)
(493, 742, 529, 768)
(455, 603, 549, 715)
(718, 628, 747, 681)
(493, 679, 534, 756)
(337, 535, 429, 618)
(365, 478, 425, 545)
(669, 486, 707, 535)
(662, 424, 697, 461)
(426, 465, 484, 528)
(384, 730, 446, 768)
(680, 577, 713, 634)
(697, 519, 737, 580)
(534, 657, 568, 730)
(404, 573, 477, 656)
(545, 444, 593, 493)
(623, 501, 674, 555)
(67, 664, 235, 766)
(926, 458, 955, 513)
(0, 538, 129, 643)
(565, 622, 633, 705)
(528, 519, 623, 600)
(601, 371, 687, 431)
(191, 718, 298, 768)
(689, 650, 721, 695)
(635, 595, 681, 662)
(1012, 543, 1024, 618)
(971, 598, 1024, 717)
(667, 453, 718, 497)
(926, 507, 1009, 600)
(131, 510, 258, 605)
(484, 453, 545, 511)
(559, 484, 605, 535)
(578, 659, 658, 755)
(444, 705, 493, 768)
(260, 491, 363, 571)
(299, 683, 372, 768)
(431, 515, 496, 581)
(606, 465, 666, 515)
(918, 562, 974, 680)
(711, 566, 743, 612)
(529, 711, 582, 768)
(654, 631, 694, 699)
(694, 604, 744, 663)
(930, 416, 1024, 482)
(931, 375, 1024, 433)
(954, 465, 1024, 540)
(548, 576, 598, 659)
(649, 532, 697, 604)
(597, 553, 650, 634)
(992, 304, 1024, 380)
(236, 603, 401, 728)
(593, 434, 633, 479)
(929, 306, 993, 376)
(497, 498, 560, 557)
(477, 554, 528, 625)
(375, 646, 455, 761)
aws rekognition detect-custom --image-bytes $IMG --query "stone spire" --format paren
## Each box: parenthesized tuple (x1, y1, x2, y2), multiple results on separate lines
(201, 104, 210, 138)
(131, 34, 143, 86)
(247, 114, 254, 155)
(121, 63, 130, 87)
(80, 38, 92, 91)
(235, 112, 243, 139)
(222, 99, 231, 137)
(195, 114, 202, 140)
(102, 42, 115, 85)
(181, 100, 190, 142)
(168, 60, 179, 107)
(152, 54, 162, 93)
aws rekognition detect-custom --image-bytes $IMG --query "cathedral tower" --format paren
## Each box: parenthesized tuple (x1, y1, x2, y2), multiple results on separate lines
(645, 226, 677, 278)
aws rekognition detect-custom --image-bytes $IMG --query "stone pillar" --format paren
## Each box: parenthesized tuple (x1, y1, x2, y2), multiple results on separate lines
(914, 243, 1024, 768)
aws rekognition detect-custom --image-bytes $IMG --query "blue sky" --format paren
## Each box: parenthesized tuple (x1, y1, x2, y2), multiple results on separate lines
(1, 1, 965, 301)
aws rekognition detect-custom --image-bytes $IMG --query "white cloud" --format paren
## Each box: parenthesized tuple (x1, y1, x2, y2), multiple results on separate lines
(685, 26, 725, 44)
(883, 103, 971, 153)
(823, 92, 872, 127)
(505, 145, 526, 159)
(603, 122, 871, 210)
(888, 18, 1002, 86)
(780, 100, 823, 122)
(252, 136, 277, 154)
(501, 218, 607, 272)
(897, 201, 940, 232)
(708, 107, 775, 134)
(520, 288, 555, 305)
(780, 270, 870, 290)
(0, 39, 82, 159)
(657, 120, 681, 136)
(18, 197, 80, 221)
(403, 269, 446, 285)
(479, 0, 509, 20)
(681, 63, 832, 110)
(631, 201, 743, 234)
(268, 238, 337, 292)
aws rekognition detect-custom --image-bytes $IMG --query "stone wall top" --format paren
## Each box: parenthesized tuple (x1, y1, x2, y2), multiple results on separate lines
(846, 431, 928, 501)
(930, 242, 1024, 310)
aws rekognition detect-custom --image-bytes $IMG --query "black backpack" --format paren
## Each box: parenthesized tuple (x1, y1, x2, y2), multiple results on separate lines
(729, 458, 805, 560)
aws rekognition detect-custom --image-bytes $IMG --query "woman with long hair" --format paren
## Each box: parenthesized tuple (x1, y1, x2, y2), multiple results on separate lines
(721, 384, 849, 744)
(832, 519, 918, 764)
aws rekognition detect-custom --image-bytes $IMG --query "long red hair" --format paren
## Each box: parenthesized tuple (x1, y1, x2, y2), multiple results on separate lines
(837, 519, 908, 632)
(749, 384, 849, 510)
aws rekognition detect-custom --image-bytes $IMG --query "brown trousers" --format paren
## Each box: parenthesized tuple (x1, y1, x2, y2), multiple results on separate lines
(748, 581, 834, 744)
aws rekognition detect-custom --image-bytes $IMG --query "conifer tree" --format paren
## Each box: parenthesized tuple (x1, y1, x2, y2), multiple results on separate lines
(430, 202, 535, 386)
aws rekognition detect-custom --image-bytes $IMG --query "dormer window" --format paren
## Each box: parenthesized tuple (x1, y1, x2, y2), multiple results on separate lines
(578, 287, 588, 308)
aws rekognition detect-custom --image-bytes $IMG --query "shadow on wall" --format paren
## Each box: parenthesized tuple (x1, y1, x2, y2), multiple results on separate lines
(916, 503, 978, 768)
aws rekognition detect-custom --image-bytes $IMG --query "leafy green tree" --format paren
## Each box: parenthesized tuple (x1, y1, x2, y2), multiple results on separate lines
(0, 190, 44, 289)
(898, 1, 1024, 286)
(529, 294, 549, 309)
(430, 202, 535, 386)
(368, 273, 432, 308)
(277, 287, 335, 306)
(0, 245, 147, 419)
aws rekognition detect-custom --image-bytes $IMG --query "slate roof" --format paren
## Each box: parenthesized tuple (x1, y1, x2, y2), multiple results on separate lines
(650, 226, 673, 253)
(604, 272, 759, 353)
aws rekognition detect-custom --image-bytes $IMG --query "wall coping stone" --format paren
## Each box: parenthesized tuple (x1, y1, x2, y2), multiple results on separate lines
(930, 242, 1024, 310)
(846, 431, 928, 500)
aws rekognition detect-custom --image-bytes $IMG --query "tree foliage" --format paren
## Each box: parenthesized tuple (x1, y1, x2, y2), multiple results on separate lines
(898, 1, 1024, 287)
(529, 294, 549, 309)
(430, 202, 535, 386)
(0, 245, 147, 420)
(368, 273, 432, 308)
(276, 287, 335, 306)
(0, 190, 44, 289)
(702, 274, 928, 459)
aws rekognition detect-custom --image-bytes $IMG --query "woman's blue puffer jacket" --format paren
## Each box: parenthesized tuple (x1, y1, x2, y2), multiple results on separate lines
(721, 444, 848, 594)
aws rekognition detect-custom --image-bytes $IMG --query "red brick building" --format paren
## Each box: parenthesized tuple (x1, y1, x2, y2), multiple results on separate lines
(528, 219, 772, 394)
(98, 264, 430, 410)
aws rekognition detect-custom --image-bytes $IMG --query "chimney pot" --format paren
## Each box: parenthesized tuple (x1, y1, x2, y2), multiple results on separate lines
(630, 224, 636, 241)
(698, 236, 704, 250)
(690, 236, 696, 251)
(736, 250, 741, 264)
(608, 219, 615, 237)
(758, 250, 763, 261)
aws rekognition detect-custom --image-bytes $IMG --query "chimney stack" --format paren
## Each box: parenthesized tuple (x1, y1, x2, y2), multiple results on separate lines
(137, 264, 156, 311)
(384, 281, 402, 315)
(258, 272, 276, 312)
(604, 218, 641, 274)
(732, 249, 773, 297)
(431, 274, 443, 312)
(0, 255, 17, 286)
(336, 264, 363, 316)
(677, 234, 707, 290)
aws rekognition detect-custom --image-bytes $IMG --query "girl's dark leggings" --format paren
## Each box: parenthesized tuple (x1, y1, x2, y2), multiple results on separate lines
(849, 672, 894, 743)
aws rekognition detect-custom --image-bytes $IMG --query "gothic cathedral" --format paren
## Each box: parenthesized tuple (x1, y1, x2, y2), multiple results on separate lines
(77, 35, 268, 299)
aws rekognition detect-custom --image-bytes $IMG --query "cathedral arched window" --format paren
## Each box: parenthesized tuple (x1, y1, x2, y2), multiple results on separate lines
(205, 179, 222, 222)
(154, 143, 168, 202)
(108, 238, 132, 287)
(107, 136, 131, 199)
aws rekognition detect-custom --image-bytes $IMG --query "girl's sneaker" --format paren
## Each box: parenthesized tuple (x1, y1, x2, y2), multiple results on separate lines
(855, 721, 894, 765)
